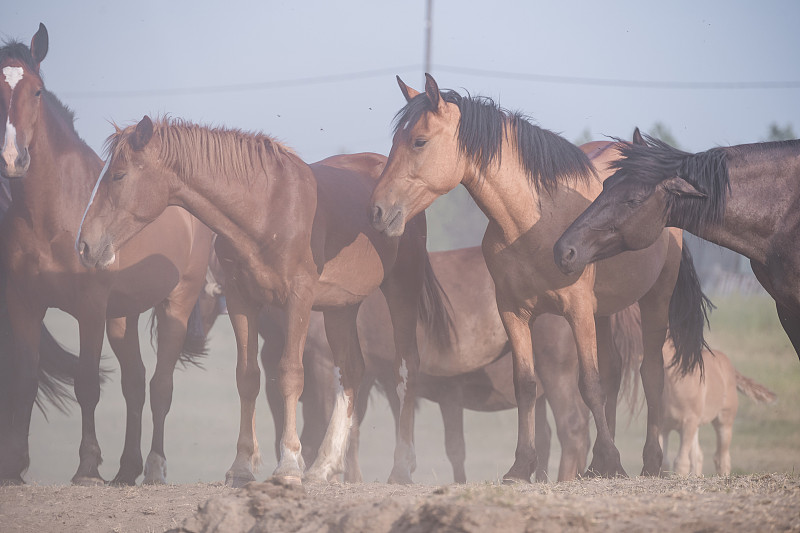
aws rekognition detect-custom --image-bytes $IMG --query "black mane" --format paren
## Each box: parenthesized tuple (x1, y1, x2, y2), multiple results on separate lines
(0, 39, 78, 135)
(609, 136, 731, 233)
(393, 90, 595, 194)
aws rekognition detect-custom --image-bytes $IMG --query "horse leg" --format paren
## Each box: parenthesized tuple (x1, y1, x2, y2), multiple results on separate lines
(257, 309, 286, 463)
(564, 306, 625, 478)
(223, 282, 263, 487)
(689, 430, 704, 476)
(0, 291, 45, 484)
(533, 395, 551, 482)
(344, 373, 374, 483)
(437, 380, 467, 484)
(298, 342, 334, 471)
(382, 284, 422, 485)
(144, 296, 197, 485)
(536, 355, 590, 482)
(106, 316, 145, 486)
(712, 414, 734, 476)
(775, 302, 800, 358)
(72, 308, 108, 485)
(637, 290, 672, 477)
(305, 305, 364, 483)
(499, 310, 538, 483)
(596, 316, 621, 439)
(660, 429, 671, 472)
(673, 418, 698, 476)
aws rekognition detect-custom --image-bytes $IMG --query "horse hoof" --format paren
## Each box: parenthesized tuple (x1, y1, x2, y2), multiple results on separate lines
(72, 476, 106, 487)
(0, 476, 24, 486)
(109, 475, 137, 486)
(387, 471, 413, 485)
(142, 476, 166, 485)
(225, 470, 256, 488)
(501, 476, 530, 485)
(272, 474, 303, 487)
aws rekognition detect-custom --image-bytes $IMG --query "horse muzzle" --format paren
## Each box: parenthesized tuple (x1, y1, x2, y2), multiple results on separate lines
(78, 236, 117, 270)
(368, 202, 406, 237)
(0, 146, 30, 180)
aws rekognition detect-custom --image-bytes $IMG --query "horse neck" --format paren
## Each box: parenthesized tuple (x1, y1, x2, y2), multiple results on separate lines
(461, 144, 599, 246)
(170, 147, 315, 259)
(10, 104, 100, 233)
(682, 145, 800, 265)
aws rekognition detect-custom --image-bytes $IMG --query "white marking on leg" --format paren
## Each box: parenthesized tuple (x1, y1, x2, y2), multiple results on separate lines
(75, 156, 112, 252)
(2, 67, 23, 90)
(307, 366, 353, 481)
(396, 359, 409, 408)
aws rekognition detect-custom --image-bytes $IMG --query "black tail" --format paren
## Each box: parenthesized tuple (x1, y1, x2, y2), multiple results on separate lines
(418, 252, 457, 352)
(668, 245, 714, 377)
(148, 301, 208, 369)
(35, 326, 79, 417)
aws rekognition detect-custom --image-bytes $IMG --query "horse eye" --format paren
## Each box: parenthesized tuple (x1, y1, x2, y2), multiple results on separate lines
(414, 138, 428, 148)
(112, 173, 126, 182)
(35, 89, 42, 97)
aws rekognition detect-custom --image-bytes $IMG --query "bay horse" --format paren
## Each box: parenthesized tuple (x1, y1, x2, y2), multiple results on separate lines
(76, 116, 453, 486)
(369, 74, 710, 480)
(555, 129, 800, 358)
(0, 24, 215, 485)
(245, 246, 591, 483)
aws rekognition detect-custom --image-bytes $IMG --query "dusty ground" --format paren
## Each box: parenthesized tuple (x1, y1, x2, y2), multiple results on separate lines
(1, 473, 799, 532)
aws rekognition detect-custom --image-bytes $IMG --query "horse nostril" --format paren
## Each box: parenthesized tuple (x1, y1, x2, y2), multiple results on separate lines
(564, 247, 576, 262)
(371, 205, 383, 224)
(79, 240, 89, 259)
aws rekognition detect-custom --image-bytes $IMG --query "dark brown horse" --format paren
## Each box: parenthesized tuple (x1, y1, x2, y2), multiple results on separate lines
(368, 74, 710, 480)
(76, 116, 452, 486)
(0, 24, 214, 485)
(555, 128, 800, 357)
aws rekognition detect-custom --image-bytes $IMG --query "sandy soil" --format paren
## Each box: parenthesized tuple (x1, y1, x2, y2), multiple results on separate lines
(1, 473, 798, 533)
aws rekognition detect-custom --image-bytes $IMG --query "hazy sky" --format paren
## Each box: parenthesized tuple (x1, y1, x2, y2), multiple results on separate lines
(4, 1, 799, 162)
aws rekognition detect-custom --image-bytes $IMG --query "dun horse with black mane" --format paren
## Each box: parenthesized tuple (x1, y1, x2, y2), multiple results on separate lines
(369, 74, 711, 480)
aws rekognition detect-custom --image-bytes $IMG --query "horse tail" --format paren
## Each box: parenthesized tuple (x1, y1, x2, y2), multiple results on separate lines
(735, 369, 777, 404)
(35, 326, 79, 417)
(667, 244, 713, 377)
(148, 301, 208, 369)
(610, 304, 645, 419)
(418, 251, 457, 353)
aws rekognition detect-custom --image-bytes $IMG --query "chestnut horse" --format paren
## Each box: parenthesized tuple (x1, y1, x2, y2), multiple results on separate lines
(369, 74, 710, 480)
(555, 129, 800, 357)
(77, 117, 452, 486)
(0, 24, 214, 485)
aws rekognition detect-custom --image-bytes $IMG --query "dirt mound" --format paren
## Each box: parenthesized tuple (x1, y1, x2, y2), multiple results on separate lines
(166, 474, 800, 533)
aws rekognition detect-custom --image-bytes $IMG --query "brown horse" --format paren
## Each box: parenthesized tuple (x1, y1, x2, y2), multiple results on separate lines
(368, 74, 711, 480)
(240, 247, 590, 483)
(555, 128, 800, 358)
(76, 116, 452, 486)
(0, 24, 214, 485)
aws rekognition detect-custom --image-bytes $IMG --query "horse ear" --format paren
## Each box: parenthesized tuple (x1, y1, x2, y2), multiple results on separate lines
(131, 115, 154, 151)
(632, 127, 646, 146)
(424, 73, 442, 111)
(30, 23, 49, 71)
(397, 76, 420, 102)
(662, 177, 707, 198)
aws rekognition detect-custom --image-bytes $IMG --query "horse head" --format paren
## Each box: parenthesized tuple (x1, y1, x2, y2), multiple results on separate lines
(0, 23, 48, 180)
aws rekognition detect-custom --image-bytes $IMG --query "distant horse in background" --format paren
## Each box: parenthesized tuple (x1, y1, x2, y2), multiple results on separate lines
(77, 114, 453, 486)
(369, 74, 710, 479)
(0, 24, 214, 485)
(611, 304, 777, 477)
(555, 128, 800, 357)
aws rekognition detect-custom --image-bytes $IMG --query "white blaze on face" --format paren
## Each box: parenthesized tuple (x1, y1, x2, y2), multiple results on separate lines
(396, 359, 409, 408)
(2, 67, 24, 168)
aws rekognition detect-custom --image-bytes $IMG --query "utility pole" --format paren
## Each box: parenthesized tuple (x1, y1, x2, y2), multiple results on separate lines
(424, 0, 433, 82)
